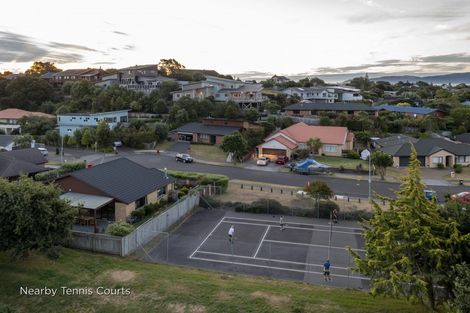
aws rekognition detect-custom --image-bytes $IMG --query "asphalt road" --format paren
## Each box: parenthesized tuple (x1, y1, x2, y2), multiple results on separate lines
(103, 153, 468, 201)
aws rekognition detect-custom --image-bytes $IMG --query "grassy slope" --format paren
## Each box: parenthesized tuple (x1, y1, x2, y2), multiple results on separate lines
(314, 156, 369, 170)
(0, 249, 426, 313)
(190, 144, 227, 163)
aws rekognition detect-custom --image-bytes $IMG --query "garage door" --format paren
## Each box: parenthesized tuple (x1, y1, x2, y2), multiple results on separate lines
(399, 156, 410, 167)
(261, 148, 287, 159)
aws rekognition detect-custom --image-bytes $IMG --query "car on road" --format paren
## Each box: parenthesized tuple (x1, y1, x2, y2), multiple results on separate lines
(113, 141, 123, 147)
(37, 147, 48, 156)
(256, 157, 270, 166)
(275, 155, 289, 165)
(176, 153, 193, 163)
(451, 191, 470, 203)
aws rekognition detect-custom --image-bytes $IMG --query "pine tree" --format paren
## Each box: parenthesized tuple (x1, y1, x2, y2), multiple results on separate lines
(351, 147, 464, 310)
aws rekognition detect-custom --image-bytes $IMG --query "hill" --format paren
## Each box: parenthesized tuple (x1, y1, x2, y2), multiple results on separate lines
(371, 72, 470, 84)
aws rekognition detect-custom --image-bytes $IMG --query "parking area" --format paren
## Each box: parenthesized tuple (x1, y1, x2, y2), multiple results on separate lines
(146, 210, 369, 289)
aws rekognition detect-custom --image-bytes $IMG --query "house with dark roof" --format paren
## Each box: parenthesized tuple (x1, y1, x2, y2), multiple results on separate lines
(0, 135, 16, 151)
(0, 148, 48, 179)
(55, 158, 175, 222)
(376, 105, 445, 118)
(173, 118, 260, 145)
(379, 137, 470, 168)
(284, 101, 377, 117)
(372, 135, 418, 149)
(271, 75, 290, 84)
(455, 133, 470, 144)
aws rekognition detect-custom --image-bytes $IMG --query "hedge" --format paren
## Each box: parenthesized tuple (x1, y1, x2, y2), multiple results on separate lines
(35, 161, 86, 181)
(106, 221, 134, 236)
(168, 170, 229, 192)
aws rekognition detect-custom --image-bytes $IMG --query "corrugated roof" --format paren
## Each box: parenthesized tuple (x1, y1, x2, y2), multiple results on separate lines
(60, 192, 114, 210)
(376, 105, 438, 115)
(69, 158, 174, 204)
(175, 122, 240, 136)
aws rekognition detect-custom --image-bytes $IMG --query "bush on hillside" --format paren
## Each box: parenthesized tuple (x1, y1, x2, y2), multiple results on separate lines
(346, 150, 360, 159)
(106, 222, 134, 236)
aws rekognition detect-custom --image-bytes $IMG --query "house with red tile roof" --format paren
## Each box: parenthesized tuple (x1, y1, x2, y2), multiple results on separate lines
(0, 109, 55, 134)
(257, 122, 354, 159)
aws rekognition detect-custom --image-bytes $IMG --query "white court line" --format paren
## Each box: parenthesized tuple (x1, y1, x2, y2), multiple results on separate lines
(189, 217, 226, 259)
(225, 216, 363, 231)
(264, 239, 366, 252)
(253, 225, 270, 258)
(190, 255, 369, 280)
(222, 220, 360, 235)
(195, 250, 351, 271)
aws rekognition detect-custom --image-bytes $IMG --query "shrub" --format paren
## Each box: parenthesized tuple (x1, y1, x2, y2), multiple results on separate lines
(339, 165, 345, 173)
(356, 163, 363, 171)
(106, 222, 134, 236)
(131, 207, 145, 218)
(454, 164, 463, 174)
(342, 210, 373, 221)
(35, 161, 86, 181)
(178, 186, 189, 198)
(346, 150, 360, 159)
(168, 170, 229, 192)
(437, 163, 445, 169)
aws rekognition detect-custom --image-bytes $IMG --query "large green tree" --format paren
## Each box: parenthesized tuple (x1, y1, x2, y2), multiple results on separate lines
(157, 59, 185, 76)
(25, 61, 61, 76)
(0, 176, 76, 258)
(220, 131, 248, 163)
(351, 148, 466, 310)
(95, 121, 112, 148)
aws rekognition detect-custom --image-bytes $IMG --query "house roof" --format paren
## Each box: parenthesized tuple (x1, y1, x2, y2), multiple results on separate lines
(383, 138, 470, 157)
(455, 133, 470, 144)
(3, 148, 47, 164)
(68, 158, 175, 204)
(0, 149, 47, 178)
(272, 122, 350, 145)
(285, 101, 376, 111)
(374, 135, 418, 148)
(272, 135, 298, 150)
(175, 122, 240, 136)
(0, 135, 16, 148)
(376, 105, 438, 115)
(0, 108, 55, 120)
(60, 192, 114, 210)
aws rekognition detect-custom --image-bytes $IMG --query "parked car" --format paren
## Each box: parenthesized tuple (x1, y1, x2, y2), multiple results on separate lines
(176, 153, 193, 163)
(256, 157, 270, 166)
(424, 189, 436, 201)
(113, 141, 123, 147)
(275, 155, 289, 165)
(451, 191, 470, 203)
(37, 147, 48, 156)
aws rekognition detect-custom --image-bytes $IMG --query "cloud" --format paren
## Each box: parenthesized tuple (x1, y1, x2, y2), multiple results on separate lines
(92, 61, 116, 65)
(0, 30, 102, 64)
(418, 53, 470, 63)
(113, 30, 129, 36)
(123, 45, 135, 50)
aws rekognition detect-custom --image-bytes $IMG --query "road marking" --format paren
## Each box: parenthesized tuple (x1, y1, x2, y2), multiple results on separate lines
(194, 250, 351, 270)
(189, 217, 226, 259)
(190, 255, 369, 280)
(264, 239, 366, 252)
(221, 220, 360, 235)
(224, 216, 363, 231)
(253, 226, 270, 258)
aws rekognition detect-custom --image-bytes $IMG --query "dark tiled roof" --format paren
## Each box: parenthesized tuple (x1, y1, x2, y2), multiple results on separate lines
(455, 133, 470, 144)
(0, 149, 47, 178)
(383, 138, 470, 157)
(3, 148, 47, 164)
(285, 102, 376, 111)
(69, 158, 174, 204)
(374, 135, 418, 148)
(0, 135, 16, 148)
(376, 105, 438, 115)
(175, 122, 240, 136)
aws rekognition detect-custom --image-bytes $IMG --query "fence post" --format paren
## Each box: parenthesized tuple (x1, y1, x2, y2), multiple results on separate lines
(241, 184, 243, 189)
(260, 186, 263, 191)
(251, 185, 253, 190)
(358, 198, 361, 203)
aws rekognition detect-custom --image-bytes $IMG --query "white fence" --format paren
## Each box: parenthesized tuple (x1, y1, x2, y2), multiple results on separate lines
(69, 193, 200, 256)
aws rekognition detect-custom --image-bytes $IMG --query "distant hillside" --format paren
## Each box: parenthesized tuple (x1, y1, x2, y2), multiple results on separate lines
(371, 72, 470, 85)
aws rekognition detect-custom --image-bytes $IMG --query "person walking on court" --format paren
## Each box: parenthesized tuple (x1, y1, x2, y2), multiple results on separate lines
(279, 216, 285, 231)
(228, 225, 235, 243)
(332, 209, 338, 224)
(323, 260, 331, 281)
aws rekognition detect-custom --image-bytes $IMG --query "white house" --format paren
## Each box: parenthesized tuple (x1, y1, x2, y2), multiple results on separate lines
(282, 86, 362, 103)
(57, 110, 129, 136)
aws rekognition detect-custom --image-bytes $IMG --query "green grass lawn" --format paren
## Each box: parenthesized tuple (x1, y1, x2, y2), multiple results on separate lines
(154, 140, 174, 152)
(0, 249, 426, 313)
(190, 144, 227, 163)
(314, 156, 369, 170)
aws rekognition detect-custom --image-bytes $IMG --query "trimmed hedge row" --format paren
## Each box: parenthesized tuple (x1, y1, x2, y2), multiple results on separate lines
(201, 198, 373, 221)
(35, 161, 86, 181)
(168, 170, 229, 192)
(131, 199, 168, 221)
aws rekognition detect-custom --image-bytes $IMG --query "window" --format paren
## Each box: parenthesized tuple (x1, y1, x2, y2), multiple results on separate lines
(432, 156, 443, 164)
(200, 134, 209, 140)
(323, 145, 337, 152)
(135, 196, 147, 208)
(457, 156, 468, 163)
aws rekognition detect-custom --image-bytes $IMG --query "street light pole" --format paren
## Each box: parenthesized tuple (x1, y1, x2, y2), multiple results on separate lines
(368, 151, 371, 201)
(60, 134, 64, 163)
(328, 209, 333, 260)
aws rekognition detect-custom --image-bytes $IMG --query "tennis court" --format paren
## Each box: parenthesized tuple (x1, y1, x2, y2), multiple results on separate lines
(183, 212, 369, 289)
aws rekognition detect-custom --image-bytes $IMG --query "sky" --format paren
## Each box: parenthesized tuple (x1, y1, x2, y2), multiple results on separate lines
(1, 0, 470, 78)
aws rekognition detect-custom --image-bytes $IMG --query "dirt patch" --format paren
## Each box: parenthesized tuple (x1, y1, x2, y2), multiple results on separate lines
(217, 291, 234, 301)
(167, 303, 186, 313)
(189, 304, 206, 313)
(109, 270, 136, 283)
(251, 291, 291, 308)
